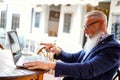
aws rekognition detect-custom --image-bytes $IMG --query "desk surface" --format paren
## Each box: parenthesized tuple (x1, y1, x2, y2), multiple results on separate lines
(0, 50, 48, 80)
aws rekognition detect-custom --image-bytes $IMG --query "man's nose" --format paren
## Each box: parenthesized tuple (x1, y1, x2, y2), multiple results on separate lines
(84, 28, 88, 34)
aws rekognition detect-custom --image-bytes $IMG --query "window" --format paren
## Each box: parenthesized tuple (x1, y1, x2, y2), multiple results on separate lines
(49, 10, 60, 21)
(0, 11, 6, 28)
(63, 13, 72, 33)
(111, 15, 120, 40)
(34, 12, 40, 28)
(11, 14, 20, 29)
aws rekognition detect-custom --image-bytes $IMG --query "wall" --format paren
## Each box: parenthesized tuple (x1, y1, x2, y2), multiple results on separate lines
(108, 0, 120, 33)
(4, 3, 32, 46)
(57, 4, 85, 52)
(1, 3, 86, 52)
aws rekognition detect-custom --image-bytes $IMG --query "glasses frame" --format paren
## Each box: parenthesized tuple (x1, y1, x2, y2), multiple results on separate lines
(84, 20, 99, 30)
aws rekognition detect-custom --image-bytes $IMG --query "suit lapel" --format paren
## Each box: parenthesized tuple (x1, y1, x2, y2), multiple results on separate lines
(82, 40, 106, 62)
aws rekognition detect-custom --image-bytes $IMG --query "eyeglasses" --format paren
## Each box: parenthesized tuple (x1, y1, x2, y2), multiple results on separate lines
(84, 21, 99, 29)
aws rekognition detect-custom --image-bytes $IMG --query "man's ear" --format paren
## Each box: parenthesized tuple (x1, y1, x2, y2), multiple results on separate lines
(100, 21, 107, 34)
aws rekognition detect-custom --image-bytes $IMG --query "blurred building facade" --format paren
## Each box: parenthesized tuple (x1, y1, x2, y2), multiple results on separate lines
(0, 0, 119, 52)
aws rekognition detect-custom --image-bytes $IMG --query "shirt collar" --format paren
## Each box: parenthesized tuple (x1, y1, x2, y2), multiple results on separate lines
(99, 34, 110, 42)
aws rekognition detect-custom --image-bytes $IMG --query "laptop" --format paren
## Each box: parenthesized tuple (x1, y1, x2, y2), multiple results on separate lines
(7, 31, 46, 68)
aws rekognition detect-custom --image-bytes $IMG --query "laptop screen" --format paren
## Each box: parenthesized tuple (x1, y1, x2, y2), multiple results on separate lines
(7, 31, 21, 54)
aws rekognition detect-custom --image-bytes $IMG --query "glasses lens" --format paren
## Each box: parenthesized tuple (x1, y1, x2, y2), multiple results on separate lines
(84, 21, 99, 29)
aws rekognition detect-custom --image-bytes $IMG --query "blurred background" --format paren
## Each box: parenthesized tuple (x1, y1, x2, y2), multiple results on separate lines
(0, 0, 120, 53)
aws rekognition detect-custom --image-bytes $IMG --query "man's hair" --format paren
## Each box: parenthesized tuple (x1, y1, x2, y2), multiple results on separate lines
(85, 10, 107, 25)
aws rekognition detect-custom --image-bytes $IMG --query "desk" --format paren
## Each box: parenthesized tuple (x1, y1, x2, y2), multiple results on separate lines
(0, 50, 48, 80)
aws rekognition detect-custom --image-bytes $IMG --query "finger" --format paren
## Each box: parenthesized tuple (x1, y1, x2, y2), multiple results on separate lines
(23, 62, 38, 67)
(50, 47, 56, 52)
(42, 44, 53, 52)
(40, 42, 52, 45)
(40, 43, 53, 48)
(27, 66, 39, 70)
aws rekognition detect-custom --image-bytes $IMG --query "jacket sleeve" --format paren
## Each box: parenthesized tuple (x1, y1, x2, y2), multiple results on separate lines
(54, 50, 84, 63)
(55, 46, 120, 79)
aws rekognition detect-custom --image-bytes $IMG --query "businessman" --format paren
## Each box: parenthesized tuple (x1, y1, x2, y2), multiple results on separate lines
(24, 10, 120, 80)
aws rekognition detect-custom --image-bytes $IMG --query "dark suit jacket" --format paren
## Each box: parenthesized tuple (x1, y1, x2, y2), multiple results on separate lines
(54, 35, 120, 80)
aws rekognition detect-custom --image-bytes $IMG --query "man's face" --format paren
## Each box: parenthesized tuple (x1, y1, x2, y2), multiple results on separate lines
(84, 16, 101, 38)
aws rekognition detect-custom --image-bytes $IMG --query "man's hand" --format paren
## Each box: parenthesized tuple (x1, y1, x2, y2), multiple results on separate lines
(38, 43, 62, 55)
(23, 61, 56, 70)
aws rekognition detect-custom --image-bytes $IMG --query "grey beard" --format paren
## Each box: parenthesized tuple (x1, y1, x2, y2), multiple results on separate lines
(84, 33, 102, 54)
